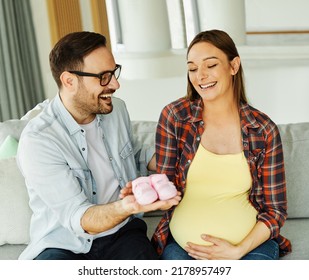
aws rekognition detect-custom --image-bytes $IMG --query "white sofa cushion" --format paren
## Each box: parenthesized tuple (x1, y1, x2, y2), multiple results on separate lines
(0, 157, 32, 245)
(131, 121, 156, 146)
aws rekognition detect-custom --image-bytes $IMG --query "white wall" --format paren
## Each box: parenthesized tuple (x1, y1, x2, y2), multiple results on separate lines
(30, 0, 309, 125)
(114, 74, 187, 122)
(115, 48, 309, 125)
(242, 59, 309, 124)
(245, 0, 309, 31)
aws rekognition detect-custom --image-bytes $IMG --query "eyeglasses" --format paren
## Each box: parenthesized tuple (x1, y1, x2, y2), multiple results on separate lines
(69, 64, 122, 86)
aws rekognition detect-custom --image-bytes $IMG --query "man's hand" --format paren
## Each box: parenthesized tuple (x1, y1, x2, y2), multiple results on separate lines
(82, 180, 181, 235)
(119, 181, 133, 199)
(119, 181, 181, 213)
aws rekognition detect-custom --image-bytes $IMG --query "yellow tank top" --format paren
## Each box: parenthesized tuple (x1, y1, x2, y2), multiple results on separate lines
(170, 144, 258, 248)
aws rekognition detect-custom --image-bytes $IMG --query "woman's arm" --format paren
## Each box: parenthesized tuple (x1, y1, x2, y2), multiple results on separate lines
(255, 123, 287, 238)
(155, 106, 178, 181)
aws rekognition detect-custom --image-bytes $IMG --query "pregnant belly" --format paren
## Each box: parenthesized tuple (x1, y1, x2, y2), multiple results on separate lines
(169, 195, 258, 249)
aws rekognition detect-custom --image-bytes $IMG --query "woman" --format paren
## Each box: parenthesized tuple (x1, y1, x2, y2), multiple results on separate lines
(152, 29, 291, 260)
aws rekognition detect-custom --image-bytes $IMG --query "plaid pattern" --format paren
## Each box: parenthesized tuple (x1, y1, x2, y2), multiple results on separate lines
(151, 97, 291, 257)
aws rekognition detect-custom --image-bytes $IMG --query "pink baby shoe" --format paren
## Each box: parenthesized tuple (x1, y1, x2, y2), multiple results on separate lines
(132, 176, 158, 205)
(150, 174, 177, 201)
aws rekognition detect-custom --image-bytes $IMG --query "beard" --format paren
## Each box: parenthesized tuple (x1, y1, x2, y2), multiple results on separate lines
(97, 97, 113, 114)
(74, 84, 115, 117)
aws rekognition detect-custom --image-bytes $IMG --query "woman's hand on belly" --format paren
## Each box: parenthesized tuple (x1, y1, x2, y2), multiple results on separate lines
(185, 234, 242, 260)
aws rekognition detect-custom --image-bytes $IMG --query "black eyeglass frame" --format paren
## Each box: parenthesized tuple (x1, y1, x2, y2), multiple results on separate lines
(68, 64, 122, 86)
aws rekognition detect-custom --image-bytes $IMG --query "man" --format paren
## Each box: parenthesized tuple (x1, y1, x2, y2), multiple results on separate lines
(17, 31, 180, 260)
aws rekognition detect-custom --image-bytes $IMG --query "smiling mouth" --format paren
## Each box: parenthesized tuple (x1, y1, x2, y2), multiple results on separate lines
(199, 82, 217, 90)
(100, 93, 113, 100)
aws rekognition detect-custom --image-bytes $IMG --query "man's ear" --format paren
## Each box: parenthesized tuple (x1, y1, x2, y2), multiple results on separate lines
(230, 56, 241, 75)
(60, 71, 76, 90)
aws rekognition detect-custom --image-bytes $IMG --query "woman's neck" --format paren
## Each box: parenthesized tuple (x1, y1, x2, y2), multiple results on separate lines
(203, 98, 239, 123)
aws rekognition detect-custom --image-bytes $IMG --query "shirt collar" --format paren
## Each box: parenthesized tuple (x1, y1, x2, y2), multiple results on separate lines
(53, 93, 82, 135)
(183, 99, 260, 133)
(185, 98, 204, 123)
(239, 102, 260, 134)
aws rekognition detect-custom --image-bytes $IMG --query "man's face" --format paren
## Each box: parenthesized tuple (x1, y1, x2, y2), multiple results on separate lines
(71, 47, 120, 124)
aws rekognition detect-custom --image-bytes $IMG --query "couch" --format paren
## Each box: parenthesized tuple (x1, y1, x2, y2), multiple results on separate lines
(0, 107, 309, 260)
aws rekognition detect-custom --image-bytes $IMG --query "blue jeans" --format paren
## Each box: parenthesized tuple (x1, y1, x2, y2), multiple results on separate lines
(161, 234, 279, 260)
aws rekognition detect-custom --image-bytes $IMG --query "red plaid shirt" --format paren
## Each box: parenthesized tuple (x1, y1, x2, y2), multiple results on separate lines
(152, 97, 291, 257)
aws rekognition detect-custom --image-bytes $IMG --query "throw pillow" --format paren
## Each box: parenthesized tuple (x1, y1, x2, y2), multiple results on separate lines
(0, 119, 28, 146)
(0, 157, 32, 245)
(0, 135, 18, 159)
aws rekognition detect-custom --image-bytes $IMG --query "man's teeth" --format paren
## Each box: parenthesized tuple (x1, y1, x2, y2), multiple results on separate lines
(200, 82, 216, 89)
(101, 94, 112, 99)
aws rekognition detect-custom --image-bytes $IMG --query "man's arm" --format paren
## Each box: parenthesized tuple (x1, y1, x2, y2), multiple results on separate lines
(81, 200, 130, 234)
(81, 188, 181, 235)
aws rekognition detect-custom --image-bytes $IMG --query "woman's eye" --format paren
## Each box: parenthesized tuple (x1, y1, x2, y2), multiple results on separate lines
(188, 68, 197, 72)
(208, 64, 217, 68)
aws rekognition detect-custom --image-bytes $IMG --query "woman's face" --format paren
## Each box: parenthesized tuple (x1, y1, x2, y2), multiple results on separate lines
(187, 42, 239, 103)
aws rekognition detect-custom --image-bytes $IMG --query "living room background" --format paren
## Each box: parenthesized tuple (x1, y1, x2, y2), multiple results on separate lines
(29, 0, 309, 124)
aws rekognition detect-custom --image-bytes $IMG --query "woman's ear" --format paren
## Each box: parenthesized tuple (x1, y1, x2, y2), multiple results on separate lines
(60, 71, 76, 90)
(230, 56, 241, 75)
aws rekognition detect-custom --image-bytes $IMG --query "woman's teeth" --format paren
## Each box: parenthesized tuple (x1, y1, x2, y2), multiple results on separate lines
(200, 82, 217, 89)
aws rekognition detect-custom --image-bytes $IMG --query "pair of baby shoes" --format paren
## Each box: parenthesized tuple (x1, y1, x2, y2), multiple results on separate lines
(132, 174, 177, 205)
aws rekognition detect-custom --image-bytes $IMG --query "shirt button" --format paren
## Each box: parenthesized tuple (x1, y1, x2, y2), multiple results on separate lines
(87, 239, 91, 242)
(243, 143, 248, 147)
(196, 136, 200, 141)
(93, 191, 96, 195)
(200, 121, 204, 125)
(82, 148, 86, 151)
(109, 157, 113, 161)
(188, 160, 191, 164)
(119, 177, 123, 181)
(81, 129, 84, 133)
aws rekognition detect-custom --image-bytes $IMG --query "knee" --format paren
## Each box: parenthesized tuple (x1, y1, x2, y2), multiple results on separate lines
(35, 248, 77, 260)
